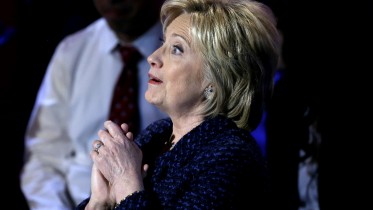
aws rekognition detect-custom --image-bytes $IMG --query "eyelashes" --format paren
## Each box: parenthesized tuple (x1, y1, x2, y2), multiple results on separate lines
(158, 37, 184, 55)
(171, 45, 183, 54)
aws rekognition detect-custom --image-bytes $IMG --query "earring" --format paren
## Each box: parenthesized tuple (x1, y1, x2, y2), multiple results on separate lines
(204, 85, 213, 100)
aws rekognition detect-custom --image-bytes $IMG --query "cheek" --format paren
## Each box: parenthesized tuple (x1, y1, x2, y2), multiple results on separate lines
(167, 77, 201, 101)
(165, 81, 181, 97)
(165, 60, 204, 97)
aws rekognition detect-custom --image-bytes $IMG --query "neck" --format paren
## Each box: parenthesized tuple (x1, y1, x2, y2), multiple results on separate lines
(170, 116, 204, 145)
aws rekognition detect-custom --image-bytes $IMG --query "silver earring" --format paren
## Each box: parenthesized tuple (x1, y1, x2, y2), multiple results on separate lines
(204, 85, 213, 99)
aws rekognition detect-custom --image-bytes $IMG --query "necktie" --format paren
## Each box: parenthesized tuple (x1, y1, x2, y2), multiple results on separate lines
(109, 45, 142, 136)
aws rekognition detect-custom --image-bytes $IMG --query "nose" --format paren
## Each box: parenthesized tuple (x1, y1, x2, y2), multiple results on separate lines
(147, 48, 162, 68)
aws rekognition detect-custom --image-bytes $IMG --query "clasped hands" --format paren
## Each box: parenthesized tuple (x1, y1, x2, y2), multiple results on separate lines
(86, 121, 148, 209)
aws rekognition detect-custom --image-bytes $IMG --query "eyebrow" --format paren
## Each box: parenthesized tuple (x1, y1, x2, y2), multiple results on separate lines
(170, 32, 191, 47)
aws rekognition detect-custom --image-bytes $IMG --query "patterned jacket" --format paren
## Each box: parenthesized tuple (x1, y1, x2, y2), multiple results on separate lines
(76, 115, 269, 210)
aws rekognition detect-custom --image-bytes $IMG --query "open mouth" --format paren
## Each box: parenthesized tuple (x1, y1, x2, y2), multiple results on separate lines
(148, 73, 163, 84)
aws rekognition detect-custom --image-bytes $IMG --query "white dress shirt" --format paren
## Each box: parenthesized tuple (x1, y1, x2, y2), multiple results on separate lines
(20, 18, 167, 210)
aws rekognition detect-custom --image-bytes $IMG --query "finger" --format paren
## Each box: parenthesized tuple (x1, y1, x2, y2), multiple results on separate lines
(103, 120, 127, 141)
(90, 145, 102, 162)
(121, 123, 129, 133)
(92, 140, 104, 154)
(90, 148, 99, 159)
(121, 123, 134, 141)
(126, 132, 134, 141)
(97, 129, 112, 144)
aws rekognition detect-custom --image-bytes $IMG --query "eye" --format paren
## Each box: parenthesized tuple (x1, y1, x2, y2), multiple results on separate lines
(171, 44, 183, 55)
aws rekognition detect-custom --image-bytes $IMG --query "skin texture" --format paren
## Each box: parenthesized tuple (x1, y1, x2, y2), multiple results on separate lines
(88, 122, 145, 209)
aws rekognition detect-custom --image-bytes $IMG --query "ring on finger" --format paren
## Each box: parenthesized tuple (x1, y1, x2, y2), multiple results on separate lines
(94, 142, 104, 153)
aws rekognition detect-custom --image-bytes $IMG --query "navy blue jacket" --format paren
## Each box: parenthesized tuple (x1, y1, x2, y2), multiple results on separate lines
(76, 115, 269, 209)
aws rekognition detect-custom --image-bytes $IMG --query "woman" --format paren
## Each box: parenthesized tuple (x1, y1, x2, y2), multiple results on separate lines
(76, 0, 280, 209)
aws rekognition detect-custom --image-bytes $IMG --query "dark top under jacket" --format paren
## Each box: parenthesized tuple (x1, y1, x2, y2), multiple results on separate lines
(76, 115, 270, 210)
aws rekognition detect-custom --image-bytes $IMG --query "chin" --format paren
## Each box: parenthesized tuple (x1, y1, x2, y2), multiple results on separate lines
(145, 90, 157, 104)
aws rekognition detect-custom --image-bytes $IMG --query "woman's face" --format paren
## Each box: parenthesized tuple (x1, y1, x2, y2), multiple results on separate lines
(145, 14, 205, 117)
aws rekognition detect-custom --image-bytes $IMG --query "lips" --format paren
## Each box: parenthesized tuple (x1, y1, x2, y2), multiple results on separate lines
(148, 73, 163, 84)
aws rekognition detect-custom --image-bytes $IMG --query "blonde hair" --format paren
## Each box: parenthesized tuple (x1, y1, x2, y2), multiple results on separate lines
(161, 0, 280, 130)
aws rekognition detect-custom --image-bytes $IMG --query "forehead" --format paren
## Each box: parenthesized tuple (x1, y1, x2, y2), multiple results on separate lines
(170, 13, 191, 25)
(165, 14, 192, 41)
